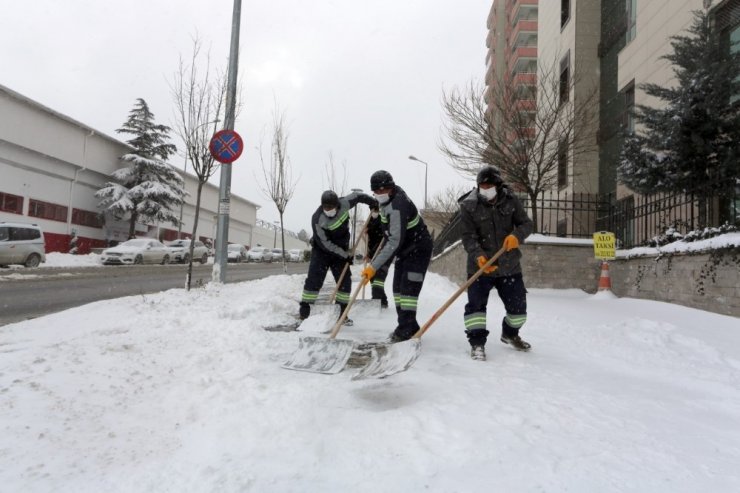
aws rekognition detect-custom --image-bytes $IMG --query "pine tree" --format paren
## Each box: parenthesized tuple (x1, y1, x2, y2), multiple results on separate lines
(96, 99, 184, 239)
(618, 8, 740, 225)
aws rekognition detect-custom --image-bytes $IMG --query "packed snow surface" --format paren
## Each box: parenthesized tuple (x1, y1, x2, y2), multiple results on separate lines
(1, 268, 739, 492)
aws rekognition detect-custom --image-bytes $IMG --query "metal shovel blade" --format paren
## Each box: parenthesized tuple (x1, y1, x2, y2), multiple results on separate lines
(282, 336, 356, 374)
(351, 339, 422, 380)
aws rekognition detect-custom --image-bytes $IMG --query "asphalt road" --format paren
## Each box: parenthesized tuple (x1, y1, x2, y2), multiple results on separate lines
(0, 261, 308, 327)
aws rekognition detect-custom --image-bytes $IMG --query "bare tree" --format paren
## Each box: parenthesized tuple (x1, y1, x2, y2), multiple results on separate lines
(170, 36, 228, 290)
(428, 184, 471, 216)
(438, 58, 599, 231)
(259, 105, 297, 272)
(323, 150, 348, 195)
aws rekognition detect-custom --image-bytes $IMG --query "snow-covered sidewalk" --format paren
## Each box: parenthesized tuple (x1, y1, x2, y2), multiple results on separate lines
(1, 269, 739, 492)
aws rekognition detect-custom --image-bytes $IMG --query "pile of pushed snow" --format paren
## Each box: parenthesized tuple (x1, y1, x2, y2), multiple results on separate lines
(42, 252, 101, 268)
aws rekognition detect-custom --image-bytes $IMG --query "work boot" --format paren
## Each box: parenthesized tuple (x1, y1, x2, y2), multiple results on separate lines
(342, 318, 354, 326)
(470, 345, 486, 361)
(500, 334, 531, 351)
(387, 328, 414, 343)
(299, 302, 310, 320)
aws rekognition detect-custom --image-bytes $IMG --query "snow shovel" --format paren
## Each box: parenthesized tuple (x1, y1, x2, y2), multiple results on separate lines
(352, 245, 508, 380)
(282, 277, 369, 374)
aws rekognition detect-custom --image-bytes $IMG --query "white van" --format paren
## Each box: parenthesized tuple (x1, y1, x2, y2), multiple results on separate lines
(0, 222, 46, 268)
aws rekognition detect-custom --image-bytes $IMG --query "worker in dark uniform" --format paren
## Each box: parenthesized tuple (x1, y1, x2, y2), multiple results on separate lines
(300, 189, 377, 323)
(459, 166, 533, 361)
(365, 206, 390, 308)
(361, 170, 433, 342)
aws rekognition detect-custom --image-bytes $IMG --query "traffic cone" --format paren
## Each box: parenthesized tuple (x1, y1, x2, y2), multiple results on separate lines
(598, 261, 612, 292)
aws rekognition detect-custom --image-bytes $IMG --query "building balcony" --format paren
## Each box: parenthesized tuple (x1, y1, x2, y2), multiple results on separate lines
(511, 19, 537, 45)
(511, 2, 538, 26)
(512, 72, 536, 86)
(508, 46, 537, 68)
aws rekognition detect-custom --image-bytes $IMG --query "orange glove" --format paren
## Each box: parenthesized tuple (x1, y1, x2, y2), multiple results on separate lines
(476, 256, 498, 274)
(503, 234, 520, 251)
(361, 265, 376, 281)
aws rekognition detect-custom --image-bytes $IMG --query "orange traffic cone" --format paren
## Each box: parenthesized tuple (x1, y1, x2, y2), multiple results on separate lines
(598, 261, 612, 292)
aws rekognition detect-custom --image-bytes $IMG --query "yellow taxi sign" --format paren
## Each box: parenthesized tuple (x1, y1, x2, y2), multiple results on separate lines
(593, 231, 616, 260)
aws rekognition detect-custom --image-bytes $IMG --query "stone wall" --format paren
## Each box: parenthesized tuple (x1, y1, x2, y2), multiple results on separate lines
(429, 240, 740, 317)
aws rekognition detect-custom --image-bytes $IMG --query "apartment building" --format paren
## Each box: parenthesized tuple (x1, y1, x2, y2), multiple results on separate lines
(491, 0, 738, 243)
(485, 0, 539, 131)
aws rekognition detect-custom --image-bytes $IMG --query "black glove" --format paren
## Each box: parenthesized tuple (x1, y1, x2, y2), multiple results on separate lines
(345, 255, 354, 265)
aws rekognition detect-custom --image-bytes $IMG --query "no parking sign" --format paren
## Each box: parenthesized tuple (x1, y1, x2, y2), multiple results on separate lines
(209, 129, 244, 164)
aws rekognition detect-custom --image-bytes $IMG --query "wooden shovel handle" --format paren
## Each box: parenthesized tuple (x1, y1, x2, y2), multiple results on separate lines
(412, 245, 507, 339)
(328, 277, 369, 339)
(329, 214, 373, 303)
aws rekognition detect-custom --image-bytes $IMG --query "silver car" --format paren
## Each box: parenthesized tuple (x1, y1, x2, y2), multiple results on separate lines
(246, 246, 272, 263)
(0, 222, 46, 268)
(166, 239, 209, 264)
(101, 239, 171, 265)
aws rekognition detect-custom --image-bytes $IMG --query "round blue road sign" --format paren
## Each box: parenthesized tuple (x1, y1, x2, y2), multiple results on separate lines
(209, 129, 244, 164)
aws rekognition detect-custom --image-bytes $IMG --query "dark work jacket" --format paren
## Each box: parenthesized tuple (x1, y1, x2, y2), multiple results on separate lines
(366, 214, 386, 259)
(459, 186, 533, 277)
(371, 186, 432, 270)
(311, 191, 376, 258)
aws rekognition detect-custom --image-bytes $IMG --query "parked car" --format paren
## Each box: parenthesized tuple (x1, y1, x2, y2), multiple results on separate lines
(101, 238, 171, 265)
(0, 222, 46, 268)
(271, 248, 287, 262)
(227, 244, 248, 263)
(166, 239, 209, 264)
(246, 246, 272, 263)
(288, 249, 303, 262)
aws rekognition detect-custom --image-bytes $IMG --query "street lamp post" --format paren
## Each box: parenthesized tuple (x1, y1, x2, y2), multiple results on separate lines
(408, 155, 428, 210)
(350, 188, 363, 249)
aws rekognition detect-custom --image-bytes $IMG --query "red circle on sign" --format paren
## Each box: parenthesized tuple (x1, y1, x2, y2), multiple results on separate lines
(209, 129, 244, 164)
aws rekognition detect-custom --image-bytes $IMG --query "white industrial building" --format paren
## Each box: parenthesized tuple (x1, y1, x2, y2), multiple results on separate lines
(0, 84, 308, 254)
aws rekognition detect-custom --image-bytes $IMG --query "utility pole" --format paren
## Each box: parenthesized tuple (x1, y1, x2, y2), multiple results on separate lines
(213, 0, 241, 283)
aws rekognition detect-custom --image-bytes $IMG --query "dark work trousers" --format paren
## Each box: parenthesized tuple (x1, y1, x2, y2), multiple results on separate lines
(392, 241, 433, 339)
(463, 272, 528, 346)
(300, 249, 351, 316)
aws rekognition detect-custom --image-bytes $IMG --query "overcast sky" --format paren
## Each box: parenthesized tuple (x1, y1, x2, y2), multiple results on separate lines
(1, 0, 491, 234)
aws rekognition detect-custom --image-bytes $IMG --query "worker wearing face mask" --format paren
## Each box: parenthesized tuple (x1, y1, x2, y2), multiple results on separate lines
(300, 189, 377, 322)
(458, 166, 533, 361)
(361, 170, 433, 342)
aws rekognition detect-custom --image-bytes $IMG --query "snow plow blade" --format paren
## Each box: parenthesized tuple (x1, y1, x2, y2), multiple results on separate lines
(281, 336, 356, 374)
(351, 339, 422, 380)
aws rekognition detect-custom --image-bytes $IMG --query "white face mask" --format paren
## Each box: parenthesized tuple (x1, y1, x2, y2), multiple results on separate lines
(324, 208, 337, 218)
(374, 193, 390, 205)
(371, 212, 379, 219)
(479, 186, 497, 201)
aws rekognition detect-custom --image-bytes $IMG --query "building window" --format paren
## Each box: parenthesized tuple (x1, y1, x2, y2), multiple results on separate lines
(626, 0, 637, 43)
(71, 208, 103, 228)
(558, 139, 569, 188)
(561, 0, 571, 28)
(622, 81, 635, 132)
(0, 191, 23, 215)
(559, 51, 570, 105)
(28, 199, 68, 223)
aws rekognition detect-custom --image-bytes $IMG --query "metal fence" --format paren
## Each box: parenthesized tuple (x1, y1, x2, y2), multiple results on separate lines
(431, 179, 739, 255)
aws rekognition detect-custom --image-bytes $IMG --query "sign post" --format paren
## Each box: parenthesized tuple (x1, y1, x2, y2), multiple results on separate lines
(593, 231, 616, 292)
(212, 0, 242, 284)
